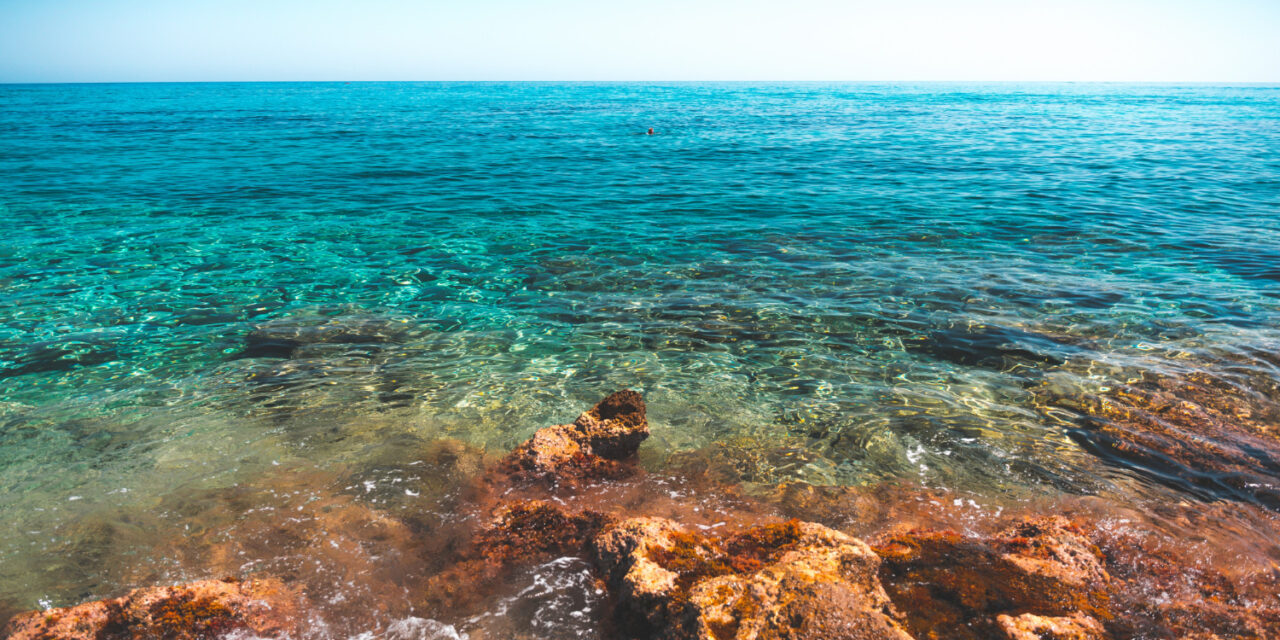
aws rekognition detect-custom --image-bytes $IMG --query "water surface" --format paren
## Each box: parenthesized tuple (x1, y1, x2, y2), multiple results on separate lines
(1, 82, 1279, 630)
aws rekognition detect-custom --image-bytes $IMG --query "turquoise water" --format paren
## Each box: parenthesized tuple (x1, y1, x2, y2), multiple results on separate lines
(2, 83, 1280, 624)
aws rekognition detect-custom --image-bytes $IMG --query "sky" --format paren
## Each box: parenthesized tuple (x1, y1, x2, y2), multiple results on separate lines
(0, 0, 1277, 83)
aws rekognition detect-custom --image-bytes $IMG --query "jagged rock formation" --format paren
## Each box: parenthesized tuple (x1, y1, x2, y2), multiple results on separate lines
(4, 577, 303, 640)
(594, 517, 913, 640)
(496, 389, 649, 485)
(874, 517, 1111, 640)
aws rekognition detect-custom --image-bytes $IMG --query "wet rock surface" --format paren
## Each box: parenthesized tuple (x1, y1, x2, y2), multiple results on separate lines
(4, 577, 303, 640)
(497, 389, 649, 486)
(420, 500, 613, 618)
(873, 516, 1110, 640)
(996, 612, 1107, 640)
(594, 517, 913, 640)
(9, 390, 1280, 639)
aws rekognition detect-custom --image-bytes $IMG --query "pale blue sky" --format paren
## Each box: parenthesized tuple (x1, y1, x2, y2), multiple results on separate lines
(1, 0, 1277, 82)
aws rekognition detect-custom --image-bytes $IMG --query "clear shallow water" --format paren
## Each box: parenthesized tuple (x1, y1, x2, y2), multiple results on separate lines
(1, 82, 1280, 624)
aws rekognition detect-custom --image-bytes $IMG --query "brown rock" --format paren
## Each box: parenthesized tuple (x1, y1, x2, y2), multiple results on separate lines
(593, 517, 914, 640)
(421, 501, 612, 616)
(572, 388, 648, 459)
(1039, 369, 1280, 508)
(997, 612, 1108, 640)
(498, 390, 649, 485)
(1088, 519, 1280, 640)
(593, 517, 687, 633)
(4, 577, 304, 640)
(473, 500, 613, 564)
(874, 517, 1110, 640)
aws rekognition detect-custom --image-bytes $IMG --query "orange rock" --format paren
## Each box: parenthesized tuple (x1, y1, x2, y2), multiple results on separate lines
(997, 612, 1108, 640)
(4, 577, 304, 640)
(1087, 519, 1280, 640)
(473, 500, 613, 565)
(593, 516, 913, 640)
(498, 389, 649, 485)
(572, 388, 648, 458)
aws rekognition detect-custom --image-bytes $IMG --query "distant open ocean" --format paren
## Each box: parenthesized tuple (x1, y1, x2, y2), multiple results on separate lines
(1, 82, 1279, 617)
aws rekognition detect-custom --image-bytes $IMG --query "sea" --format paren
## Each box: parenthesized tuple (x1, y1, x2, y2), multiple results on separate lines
(1, 82, 1278, 634)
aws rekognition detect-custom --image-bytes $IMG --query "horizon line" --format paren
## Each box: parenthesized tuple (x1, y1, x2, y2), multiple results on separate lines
(3, 79, 1280, 86)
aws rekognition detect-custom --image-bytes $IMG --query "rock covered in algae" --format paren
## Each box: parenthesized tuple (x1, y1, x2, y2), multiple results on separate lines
(498, 389, 649, 484)
(874, 516, 1110, 640)
(996, 612, 1108, 640)
(421, 500, 614, 615)
(593, 516, 913, 640)
(3, 577, 303, 640)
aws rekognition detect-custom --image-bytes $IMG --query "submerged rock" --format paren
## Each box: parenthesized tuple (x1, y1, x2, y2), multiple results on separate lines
(421, 500, 613, 617)
(1042, 368, 1280, 508)
(593, 517, 913, 640)
(239, 309, 416, 359)
(1086, 512, 1280, 640)
(3, 577, 303, 640)
(904, 324, 1090, 371)
(0, 333, 122, 378)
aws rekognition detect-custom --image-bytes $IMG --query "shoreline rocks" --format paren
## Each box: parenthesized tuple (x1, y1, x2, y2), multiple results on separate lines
(594, 517, 913, 640)
(496, 389, 650, 486)
(1040, 366, 1280, 509)
(8, 389, 1280, 640)
(4, 577, 303, 640)
(874, 517, 1110, 639)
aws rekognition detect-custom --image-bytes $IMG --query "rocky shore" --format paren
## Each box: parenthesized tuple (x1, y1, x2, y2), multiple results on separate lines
(7, 391, 1280, 639)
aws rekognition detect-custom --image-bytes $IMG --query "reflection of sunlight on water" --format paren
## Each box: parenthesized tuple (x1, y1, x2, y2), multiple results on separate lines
(1, 84, 1279, 629)
(5, 314, 1280, 618)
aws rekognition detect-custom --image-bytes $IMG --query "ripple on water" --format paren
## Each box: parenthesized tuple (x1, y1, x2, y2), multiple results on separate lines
(1, 83, 1280, 622)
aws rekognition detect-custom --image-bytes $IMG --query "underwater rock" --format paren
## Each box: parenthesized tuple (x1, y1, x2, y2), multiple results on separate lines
(497, 389, 649, 485)
(240, 310, 416, 359)
(874, 516, 1110, 640)
(1043, 368, 1280, 508)
(344, 435, 492, 518)
(996, 612, 1108, 640)
(0, 333, 121, 378)
(139, 467, 433, 636)
(593, 517, 913, 640)
(665, 439, 839, 487)
(474, 501, 614, 566)
(3, 577, 304, 640)
(904, 324, 1089, 371)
